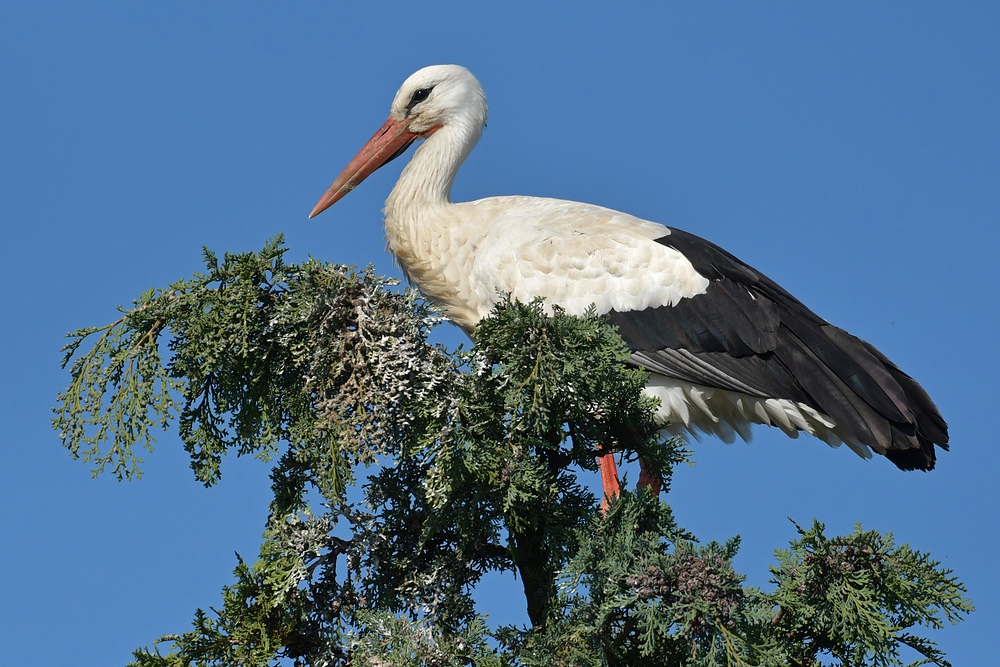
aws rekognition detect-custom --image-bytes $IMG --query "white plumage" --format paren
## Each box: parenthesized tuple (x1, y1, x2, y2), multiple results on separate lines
(397, 197, 710, 329)
(310, 64, 948, 491)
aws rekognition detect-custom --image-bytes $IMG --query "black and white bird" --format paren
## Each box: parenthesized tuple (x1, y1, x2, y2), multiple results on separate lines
(309, 64, 948, 501)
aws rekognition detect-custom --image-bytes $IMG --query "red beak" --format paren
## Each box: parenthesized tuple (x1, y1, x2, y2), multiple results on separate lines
(309, 116, 420, 219)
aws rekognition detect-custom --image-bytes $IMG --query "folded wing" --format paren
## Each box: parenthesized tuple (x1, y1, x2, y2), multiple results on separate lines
(609, 228, 948, 470)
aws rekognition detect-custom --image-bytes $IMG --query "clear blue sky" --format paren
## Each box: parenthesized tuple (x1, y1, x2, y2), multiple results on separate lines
(2, 2, 997, 664)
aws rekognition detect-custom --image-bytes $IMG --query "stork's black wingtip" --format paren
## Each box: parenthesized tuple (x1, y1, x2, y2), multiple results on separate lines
(885, 446, 937, 472)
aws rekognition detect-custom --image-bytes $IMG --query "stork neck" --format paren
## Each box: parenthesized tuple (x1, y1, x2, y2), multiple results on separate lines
(386, 119, 480, 213)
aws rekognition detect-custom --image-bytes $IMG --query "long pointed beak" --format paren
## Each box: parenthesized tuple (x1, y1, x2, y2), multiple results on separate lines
(309, 116, 419, 219)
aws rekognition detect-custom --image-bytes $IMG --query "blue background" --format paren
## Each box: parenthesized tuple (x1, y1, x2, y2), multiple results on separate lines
(2, 2, 997, 664)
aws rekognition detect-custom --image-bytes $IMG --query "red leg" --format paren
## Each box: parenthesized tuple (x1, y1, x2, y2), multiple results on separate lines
(637, 457, 662, 497)
(597, 452, 621, 512)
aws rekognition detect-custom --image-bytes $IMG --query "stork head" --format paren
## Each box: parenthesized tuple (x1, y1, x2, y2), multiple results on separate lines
(309, 65, 488, 218)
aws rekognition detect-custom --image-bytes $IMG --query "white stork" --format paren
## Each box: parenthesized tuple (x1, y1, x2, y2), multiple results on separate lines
(309, 64, 948, 504)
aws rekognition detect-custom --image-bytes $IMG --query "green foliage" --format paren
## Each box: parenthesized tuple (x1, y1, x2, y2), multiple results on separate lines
(763, 520, 972, 667)
(518, 504, 972, 667)
(56, 238, 971, 666)
(55, 236, 446, 491)
(520, 490, 744, 666)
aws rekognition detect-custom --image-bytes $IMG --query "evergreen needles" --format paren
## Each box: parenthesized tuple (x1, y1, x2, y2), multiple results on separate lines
(55, 238, 971, 666)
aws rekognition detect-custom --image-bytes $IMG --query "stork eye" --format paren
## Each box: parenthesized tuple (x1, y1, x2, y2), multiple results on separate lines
(407, 87, 433, 110)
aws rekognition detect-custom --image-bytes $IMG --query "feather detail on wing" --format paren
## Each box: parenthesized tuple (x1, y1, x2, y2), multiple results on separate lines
(609, 228, 948, 471)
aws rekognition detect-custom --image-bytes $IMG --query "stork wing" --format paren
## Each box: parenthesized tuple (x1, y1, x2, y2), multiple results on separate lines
(466, 197, 947, 469)
(611, 228, 948, 470)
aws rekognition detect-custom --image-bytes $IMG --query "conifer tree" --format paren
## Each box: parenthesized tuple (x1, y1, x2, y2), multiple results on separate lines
(55, 238, 971, 666)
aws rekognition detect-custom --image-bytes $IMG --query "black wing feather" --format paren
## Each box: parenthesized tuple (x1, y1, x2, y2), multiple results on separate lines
(607, 227, 948, 470)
